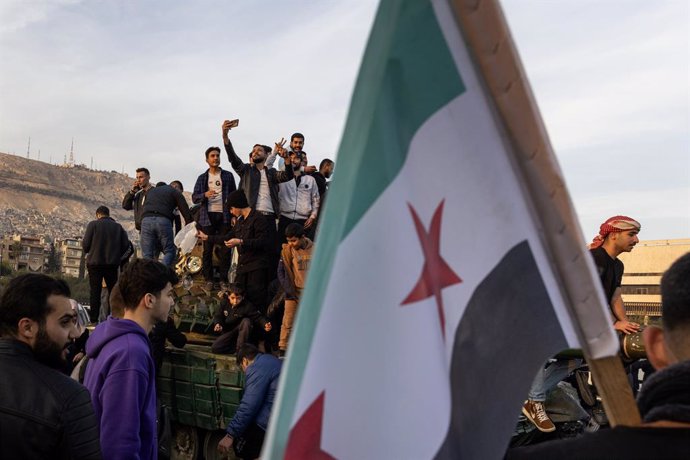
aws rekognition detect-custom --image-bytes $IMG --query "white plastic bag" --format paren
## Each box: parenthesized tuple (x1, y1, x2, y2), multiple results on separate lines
(174, 222, 198, 255)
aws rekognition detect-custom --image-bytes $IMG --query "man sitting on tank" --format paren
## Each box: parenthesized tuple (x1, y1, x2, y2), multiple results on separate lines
(211, 284, 271, 355)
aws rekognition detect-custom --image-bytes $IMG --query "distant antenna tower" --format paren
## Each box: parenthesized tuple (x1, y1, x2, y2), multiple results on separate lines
(90, 156, 93, 169)
(38, 149, 41, 161)
(69, 138, 75, 166)
(26, 137, 30, 158)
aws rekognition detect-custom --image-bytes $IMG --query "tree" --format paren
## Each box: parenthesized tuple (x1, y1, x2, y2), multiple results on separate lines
(7, 241, 22, 272)
(46, 243, 61, 274)
(0, 261, 12, 276)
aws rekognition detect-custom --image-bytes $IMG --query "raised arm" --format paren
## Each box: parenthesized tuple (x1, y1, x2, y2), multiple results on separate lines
(222, 120, 247, 175)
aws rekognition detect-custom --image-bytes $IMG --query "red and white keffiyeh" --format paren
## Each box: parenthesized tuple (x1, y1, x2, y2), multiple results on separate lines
(589, 215, 641, 249)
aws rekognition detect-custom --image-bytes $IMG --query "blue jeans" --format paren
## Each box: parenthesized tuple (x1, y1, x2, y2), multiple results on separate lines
(528, 359, 583, 402)
(140, 216, 176, 267)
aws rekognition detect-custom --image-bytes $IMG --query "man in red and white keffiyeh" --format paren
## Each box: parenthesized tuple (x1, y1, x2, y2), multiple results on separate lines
(589, 215, 641, 335)
(588, 215, 642, 250)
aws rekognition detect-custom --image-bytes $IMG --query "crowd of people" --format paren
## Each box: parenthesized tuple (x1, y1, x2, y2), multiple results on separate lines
(1, 119, 688, 459)
(42, 120, 330, 458)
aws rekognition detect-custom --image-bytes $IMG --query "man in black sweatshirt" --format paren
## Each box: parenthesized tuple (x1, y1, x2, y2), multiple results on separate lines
(82, 205, 130, 323)
(140, 183, 194, 267)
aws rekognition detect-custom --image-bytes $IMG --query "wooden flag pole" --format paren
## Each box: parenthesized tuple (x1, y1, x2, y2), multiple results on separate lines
(450, 0, 641, 427)
(587, 356, 641, 426)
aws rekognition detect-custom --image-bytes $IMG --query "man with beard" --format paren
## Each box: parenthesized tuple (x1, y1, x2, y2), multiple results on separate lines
(507, 252, 690, 459)
(588, 215, 642, 334)
(277, 150, 320, 244)
(222, 119, 294, 278)
(0, 274, 101, 459)
(122, 167, 153, 231)
(84, 259, 178, 460)
(312, 158, 334, 201)
(521, 216, 642, 432)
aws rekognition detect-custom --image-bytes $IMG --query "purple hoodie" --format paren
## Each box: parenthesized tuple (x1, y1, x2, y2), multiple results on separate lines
(84, 318, 157, 460)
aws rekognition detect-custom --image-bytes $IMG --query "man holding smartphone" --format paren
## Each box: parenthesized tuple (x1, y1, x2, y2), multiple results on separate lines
(192, 146, 237, 289)
(221, 119, 294, 287)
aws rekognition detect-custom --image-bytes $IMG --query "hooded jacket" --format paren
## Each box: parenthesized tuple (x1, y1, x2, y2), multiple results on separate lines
(84, 318, 157, 460)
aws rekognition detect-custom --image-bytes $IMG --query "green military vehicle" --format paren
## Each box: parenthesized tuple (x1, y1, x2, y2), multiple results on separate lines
(163, 239, 248, 460)
(160, 345, 244, 460)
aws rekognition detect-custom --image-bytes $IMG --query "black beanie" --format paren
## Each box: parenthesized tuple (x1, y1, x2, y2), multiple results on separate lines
(227, 190, 249, 208)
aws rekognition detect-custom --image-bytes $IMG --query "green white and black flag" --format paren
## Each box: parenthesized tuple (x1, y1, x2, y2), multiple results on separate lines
(264, 0, 619, 458)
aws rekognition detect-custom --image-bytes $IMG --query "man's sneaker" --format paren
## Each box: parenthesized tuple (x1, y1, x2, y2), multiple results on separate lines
(522, 400, 556, 433)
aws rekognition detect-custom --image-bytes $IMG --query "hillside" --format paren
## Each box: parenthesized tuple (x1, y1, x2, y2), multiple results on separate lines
(0, 151, 137, 241)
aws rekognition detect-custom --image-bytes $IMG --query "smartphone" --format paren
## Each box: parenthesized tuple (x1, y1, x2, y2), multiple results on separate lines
(228, 119, 239, 128)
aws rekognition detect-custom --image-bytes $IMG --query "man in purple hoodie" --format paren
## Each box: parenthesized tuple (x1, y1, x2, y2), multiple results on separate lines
(84, 259, 178, 460)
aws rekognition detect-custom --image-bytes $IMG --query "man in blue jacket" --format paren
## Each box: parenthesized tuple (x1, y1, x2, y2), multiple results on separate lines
(84, 259, 178, 460)
(192, 146, 237, 288)
(218, 343, 282, 459)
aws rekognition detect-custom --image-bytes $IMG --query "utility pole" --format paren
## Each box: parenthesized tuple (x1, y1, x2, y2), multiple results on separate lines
(26, 137, 30, 158)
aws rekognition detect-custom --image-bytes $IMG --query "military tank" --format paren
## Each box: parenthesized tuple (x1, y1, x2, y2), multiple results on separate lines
(163, 232, 245, 460)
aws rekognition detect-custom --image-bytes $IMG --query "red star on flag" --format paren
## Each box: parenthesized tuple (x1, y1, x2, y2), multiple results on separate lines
(401, 200, 462, 339)
(285, 391, 335, 460)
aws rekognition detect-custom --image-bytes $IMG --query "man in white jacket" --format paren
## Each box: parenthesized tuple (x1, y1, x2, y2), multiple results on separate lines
(277, 150, 320, 243)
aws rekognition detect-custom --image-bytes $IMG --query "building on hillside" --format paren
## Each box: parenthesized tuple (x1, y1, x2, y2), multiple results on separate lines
(0, 234, 47, 272)
(56, 237, 84, 278)
(619, 238, 690, 323)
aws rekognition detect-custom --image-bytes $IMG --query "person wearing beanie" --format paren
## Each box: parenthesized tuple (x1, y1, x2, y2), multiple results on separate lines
(198, 190, 272, 312)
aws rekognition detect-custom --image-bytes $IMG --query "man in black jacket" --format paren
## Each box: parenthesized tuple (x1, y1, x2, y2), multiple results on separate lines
(198, 190, 271, 312)
(222, 119, 294, 277)
(82, 205, 130, 323)
(0, 274, 102, 459)
(122, 167, 153, 231)
(140, 182, 194, 267)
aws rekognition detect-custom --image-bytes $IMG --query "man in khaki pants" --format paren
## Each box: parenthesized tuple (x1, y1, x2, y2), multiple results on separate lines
(277, 223, 313, 357)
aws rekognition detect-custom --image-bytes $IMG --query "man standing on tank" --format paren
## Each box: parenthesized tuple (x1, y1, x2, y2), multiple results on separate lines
(193, 146, 237, 287)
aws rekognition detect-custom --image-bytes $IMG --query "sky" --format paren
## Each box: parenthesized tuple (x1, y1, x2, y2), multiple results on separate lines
(0, 0, 688, 241)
